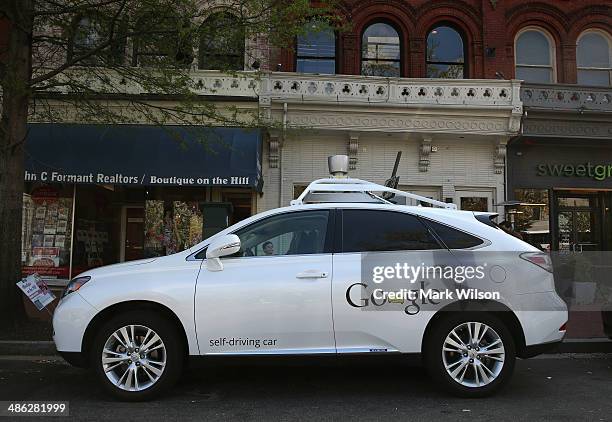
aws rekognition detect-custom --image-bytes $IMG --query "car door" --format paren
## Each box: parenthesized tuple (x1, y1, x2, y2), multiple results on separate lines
(332, 208, 452, 354)
(195, 209, 336, 355)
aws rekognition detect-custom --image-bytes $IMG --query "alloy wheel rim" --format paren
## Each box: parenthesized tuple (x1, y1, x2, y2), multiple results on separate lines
(441, 321, 505, 388)
(102, 324, 167, 392)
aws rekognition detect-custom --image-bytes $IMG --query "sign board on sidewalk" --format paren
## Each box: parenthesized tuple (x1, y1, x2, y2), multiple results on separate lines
(16, 273, 56, 311)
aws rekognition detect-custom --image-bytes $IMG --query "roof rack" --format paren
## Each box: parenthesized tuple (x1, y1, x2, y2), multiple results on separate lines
(290, 177, 457, 209)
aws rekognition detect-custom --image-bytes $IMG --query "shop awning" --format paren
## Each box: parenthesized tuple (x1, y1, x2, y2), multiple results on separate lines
(25, 124, 262, 190)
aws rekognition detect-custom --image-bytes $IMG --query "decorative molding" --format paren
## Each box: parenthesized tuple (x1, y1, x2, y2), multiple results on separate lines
(419, 137, 432, 172)
(494, 139, 507, 174)
(268, 130, 282, 168)
(348, 132, 359, 170)
(523, 120, 612, 139)
(285, 112, 513, 135)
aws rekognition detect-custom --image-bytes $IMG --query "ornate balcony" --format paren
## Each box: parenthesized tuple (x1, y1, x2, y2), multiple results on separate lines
(40, 69, 524, 136)
(192, 70, 521, 110)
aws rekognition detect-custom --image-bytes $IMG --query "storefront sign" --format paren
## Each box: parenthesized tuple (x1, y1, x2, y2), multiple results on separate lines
(25, 124, 262, 189)
(536, 163, 612, 181)
(508, 140, 612, 191)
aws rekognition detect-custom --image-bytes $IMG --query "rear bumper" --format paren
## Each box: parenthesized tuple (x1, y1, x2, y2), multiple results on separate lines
(520, 340, 562, 358)
(514, 291, 568, 346)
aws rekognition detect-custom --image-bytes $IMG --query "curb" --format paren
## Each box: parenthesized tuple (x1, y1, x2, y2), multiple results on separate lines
(0, 339, 610, 357)
(0, 341, 56, 356)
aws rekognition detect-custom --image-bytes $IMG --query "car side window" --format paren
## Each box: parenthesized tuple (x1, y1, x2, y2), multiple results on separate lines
(230, 210, 330, 257)
(341, 209, 441, 252)
(423, 219, 484, 249)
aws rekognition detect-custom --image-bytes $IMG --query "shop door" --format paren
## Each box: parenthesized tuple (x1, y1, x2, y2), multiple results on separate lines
(555, 193, 601, 252)
(124, 207, 144, 261)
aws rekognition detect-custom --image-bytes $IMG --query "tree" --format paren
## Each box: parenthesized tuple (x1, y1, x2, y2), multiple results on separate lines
(0, 0, 336, 326)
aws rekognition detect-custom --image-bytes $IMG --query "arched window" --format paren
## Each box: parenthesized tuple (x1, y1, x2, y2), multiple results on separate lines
(296, 21, 336, 74)
(361, 22, 401, 77)
(199, 12, 244, 70)
(73, 17, 101, 53)
(133, 14, 193, 67)
(69, 16, 124, 65)
(515, 29, 555, 83)
(577, 30, 612, 86)
(426, 26, 465, 78)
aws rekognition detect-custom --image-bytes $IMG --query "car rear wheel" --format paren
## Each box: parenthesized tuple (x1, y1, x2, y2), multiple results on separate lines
(91, 311, 183, 401)
(424, 313, 516, 397)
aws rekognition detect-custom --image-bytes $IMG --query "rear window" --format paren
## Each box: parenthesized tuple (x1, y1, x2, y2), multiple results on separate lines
(423, 219, 484, 249)
(342, 209, 441, 252)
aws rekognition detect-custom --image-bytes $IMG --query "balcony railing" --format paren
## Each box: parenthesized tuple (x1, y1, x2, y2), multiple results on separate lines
(191, 71, 522, 111)
(521, 83, 612, 113)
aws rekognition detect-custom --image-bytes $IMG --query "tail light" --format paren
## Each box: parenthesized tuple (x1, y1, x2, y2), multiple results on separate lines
(520, 252, 553, 273)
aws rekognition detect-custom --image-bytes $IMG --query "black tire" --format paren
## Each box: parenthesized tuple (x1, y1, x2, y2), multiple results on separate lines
(91, 310, 184, 401)
(424, 312, 516, 398)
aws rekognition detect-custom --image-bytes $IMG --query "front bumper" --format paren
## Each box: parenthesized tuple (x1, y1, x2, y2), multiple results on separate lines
(52, 292, 98, 353)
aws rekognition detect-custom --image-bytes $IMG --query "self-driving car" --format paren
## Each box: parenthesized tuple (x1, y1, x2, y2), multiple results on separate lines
(53, 155, 568, 400)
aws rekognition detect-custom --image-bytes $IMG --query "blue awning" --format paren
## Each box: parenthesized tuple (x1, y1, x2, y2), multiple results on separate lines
(25, 124, 262, 190)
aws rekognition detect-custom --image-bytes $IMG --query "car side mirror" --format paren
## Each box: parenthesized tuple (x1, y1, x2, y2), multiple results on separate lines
(206, 234, 241, 271)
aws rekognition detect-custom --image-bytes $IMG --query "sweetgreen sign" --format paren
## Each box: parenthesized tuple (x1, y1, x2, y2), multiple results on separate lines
(536, 163, 612, 181)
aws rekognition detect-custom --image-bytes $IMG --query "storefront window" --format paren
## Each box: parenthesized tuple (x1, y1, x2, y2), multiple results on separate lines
(22, 183, 251, 282)
(514, 189, 550, 251)
(22, 184, 74, 282)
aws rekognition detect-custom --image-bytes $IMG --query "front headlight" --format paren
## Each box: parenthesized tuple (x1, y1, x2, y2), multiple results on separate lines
(63, 276, 91, 298)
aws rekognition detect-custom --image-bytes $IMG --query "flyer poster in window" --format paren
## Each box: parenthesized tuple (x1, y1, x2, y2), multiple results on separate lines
(58, 205, 69, 220)
(43, 223, 56, 234)
(32, 234, 44, 247)
(32, 219, 44, 233)
(55, 235, 66, 247)
(43, 235, 55, 247)
(35, 206, 46, 220)
(56, 219, 68, 234)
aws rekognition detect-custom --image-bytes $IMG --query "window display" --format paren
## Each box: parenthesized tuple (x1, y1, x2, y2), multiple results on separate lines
(144, 200, 203, 257)
(21, 185, 73, 281)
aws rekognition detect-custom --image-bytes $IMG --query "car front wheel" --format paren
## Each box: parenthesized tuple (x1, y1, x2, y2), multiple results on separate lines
(91, 311, 183, 401)
(424, 313, 516, 397)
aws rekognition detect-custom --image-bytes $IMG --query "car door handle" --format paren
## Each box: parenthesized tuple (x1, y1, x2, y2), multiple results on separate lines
(296, 270, 328, 279)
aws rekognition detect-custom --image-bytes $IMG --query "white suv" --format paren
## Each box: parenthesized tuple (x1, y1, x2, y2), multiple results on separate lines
(53, 169, 567, 401)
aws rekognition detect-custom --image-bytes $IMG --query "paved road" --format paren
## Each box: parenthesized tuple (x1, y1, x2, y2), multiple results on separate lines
(0, 354, 610, 421)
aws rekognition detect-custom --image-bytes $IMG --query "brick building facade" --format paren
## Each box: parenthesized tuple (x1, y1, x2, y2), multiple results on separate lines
(276, 0, 612, 82)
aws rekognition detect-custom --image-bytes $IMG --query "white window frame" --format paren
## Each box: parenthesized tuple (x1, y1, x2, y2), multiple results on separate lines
(576, 29, 612, 87)
(514, 26, 557, 83)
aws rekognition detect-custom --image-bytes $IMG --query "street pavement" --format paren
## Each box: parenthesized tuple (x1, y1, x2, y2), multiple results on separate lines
(0, 354, 610, 421)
